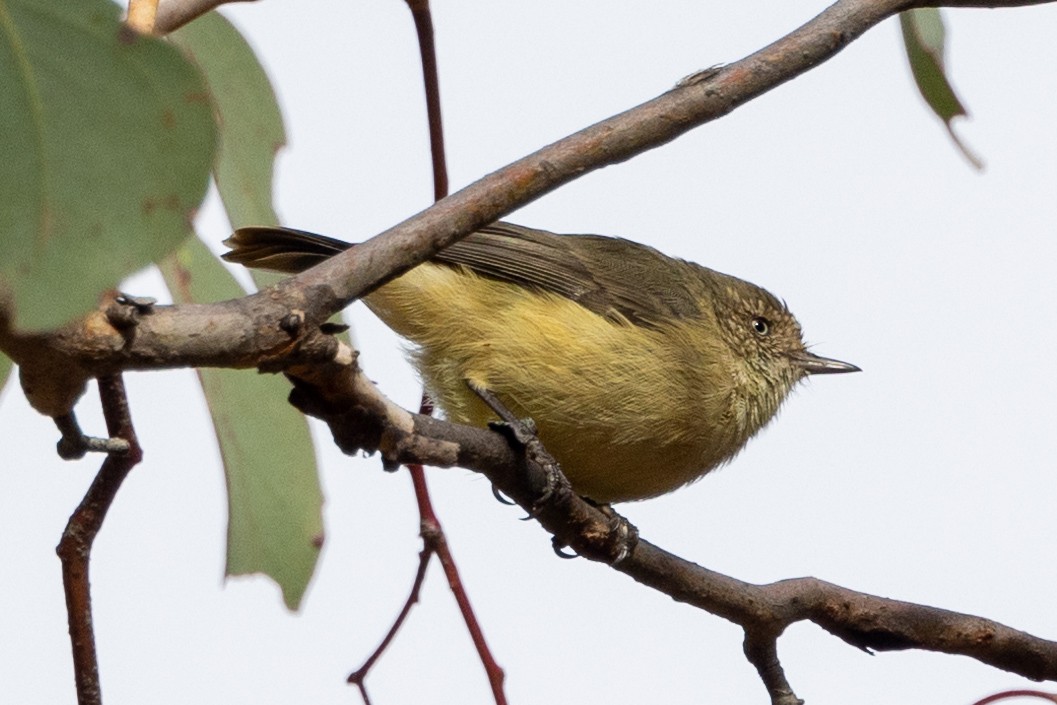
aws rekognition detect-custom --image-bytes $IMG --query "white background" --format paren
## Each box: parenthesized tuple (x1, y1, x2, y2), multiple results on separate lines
(2, 1, 1057, 704)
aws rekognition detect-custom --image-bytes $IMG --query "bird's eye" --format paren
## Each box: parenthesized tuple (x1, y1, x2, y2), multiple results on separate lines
(751, 316, 771, 336)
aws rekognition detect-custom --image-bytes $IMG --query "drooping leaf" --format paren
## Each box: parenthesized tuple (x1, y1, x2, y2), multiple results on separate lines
(159, 236, 323, 611)
(899, 8, 982, 169)
(170, 11, 284, 229)
(167, 14, 325, 609)
(0, 0, 216, 330)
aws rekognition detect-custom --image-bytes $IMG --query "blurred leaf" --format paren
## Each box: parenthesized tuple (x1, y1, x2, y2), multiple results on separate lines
(168, 17, 342, 607)
(0, 352, 11, 396)
(900, 9, 962, 122)
(159, 236, 323, 611)
(899, 8, 982, 169)
(0, 0, 216, 330)
(170, 11, 284, 229)
(171, 13, 355, 343)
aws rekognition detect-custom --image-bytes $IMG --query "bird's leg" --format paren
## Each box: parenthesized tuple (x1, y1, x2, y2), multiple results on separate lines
(465, 381, 562, 514)
(466, 380, 637, 565)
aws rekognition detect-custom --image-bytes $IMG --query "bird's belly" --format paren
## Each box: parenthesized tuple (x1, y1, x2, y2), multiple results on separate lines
(365, 264, 739, 502)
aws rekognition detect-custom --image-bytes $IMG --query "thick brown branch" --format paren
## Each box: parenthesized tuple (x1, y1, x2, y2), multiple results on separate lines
(24, 327, 1057, 696)
(618, 548, 1057, 681)
(3, 0, 1053, 418)
(0, 293, 328, 416)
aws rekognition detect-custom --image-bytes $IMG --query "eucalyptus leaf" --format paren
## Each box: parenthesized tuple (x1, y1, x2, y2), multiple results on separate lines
(171, 11, 355, 335)
(0, 0, 216, 330)
(159, 236, 323, 611)
(899, 8, 982, 168)
(170, 11, 284, 229)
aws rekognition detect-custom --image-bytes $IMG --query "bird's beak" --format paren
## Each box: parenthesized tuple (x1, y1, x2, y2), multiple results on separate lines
(791, 351, 861, 375)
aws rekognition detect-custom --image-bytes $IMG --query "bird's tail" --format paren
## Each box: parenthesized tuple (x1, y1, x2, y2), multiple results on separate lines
(222, 226, 354, 274)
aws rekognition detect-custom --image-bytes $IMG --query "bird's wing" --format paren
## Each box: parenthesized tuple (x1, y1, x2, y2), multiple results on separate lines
(224, 222, 708, 327)
(438, 222, 705, 327)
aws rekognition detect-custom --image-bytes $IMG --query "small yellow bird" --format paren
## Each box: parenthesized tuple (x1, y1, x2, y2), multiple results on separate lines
(224, 222, 858, 503)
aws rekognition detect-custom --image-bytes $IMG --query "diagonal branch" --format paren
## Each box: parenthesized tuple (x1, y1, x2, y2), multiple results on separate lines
(4, 0, 1053, 415)
(3, 1, 1057, 700)
(284, 348, 1057, 704)
(274, 0, 1051, 320)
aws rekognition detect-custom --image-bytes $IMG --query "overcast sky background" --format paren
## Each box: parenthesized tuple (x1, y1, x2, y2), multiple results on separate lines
(3, 1, 1057, 704)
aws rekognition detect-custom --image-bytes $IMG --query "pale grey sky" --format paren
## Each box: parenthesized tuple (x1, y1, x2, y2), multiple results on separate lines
(2, 2, 1057, 704)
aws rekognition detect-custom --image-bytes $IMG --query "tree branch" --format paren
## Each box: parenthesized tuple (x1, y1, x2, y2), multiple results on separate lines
(283, 347, 1057, 703)
(4, 0, 1051, 414)
(4, 1, 1057, 701)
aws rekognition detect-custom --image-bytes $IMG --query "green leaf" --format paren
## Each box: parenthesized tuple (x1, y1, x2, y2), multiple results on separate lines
(170, 11, 354, 334)
(899, 8, 982, 169)
(171, 17, 336, 607)
(0, 351, 11, 396)
(0, 0, 216, 330)
(159, 236, 323, 611)
(170, 11, 284, 229)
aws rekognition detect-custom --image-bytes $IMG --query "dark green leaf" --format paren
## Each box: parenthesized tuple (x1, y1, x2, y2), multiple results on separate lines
(899, 8, 982, 168)
(0, 0, 216, 329)
(159, 236, 323, 611)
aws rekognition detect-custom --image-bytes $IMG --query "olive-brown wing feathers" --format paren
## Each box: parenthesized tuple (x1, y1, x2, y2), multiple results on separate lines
(223, 222, 706, 327)
(440, 223, 705, 327)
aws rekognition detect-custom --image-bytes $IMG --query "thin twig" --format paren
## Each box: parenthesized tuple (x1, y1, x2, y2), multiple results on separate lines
(743, 633, 801, 705)
(354, 3, 507, 702)
(405, 0, 509, 695)
(406, 0, 448, 202)
(126, 0, 160, 33)
(971, 690, 1057, 705)
(347, 545, 434, 704)
(411, 463, 507, 703)
(55, 375, 143, 705)
(153, 0, 257, 34)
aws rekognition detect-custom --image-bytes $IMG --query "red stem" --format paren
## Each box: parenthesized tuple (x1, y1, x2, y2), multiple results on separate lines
(55, 375, 143, 705)
(347, 2, 507, 703)
(410, 462, 508, 703)
(406, 0, 448, 202)
(347, 544, 433, 705)
(971, 690, 1057, 705)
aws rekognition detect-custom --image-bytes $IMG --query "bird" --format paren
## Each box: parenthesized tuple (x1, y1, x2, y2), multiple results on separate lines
(223, 221, 858, 503)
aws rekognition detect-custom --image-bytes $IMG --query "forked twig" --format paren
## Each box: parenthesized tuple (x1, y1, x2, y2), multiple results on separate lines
(347, 542, 433, 705)
(347, 2, 507, 703)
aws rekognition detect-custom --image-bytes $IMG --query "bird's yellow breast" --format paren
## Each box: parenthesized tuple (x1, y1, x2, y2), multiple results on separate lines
(364, 263, 769, 502)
